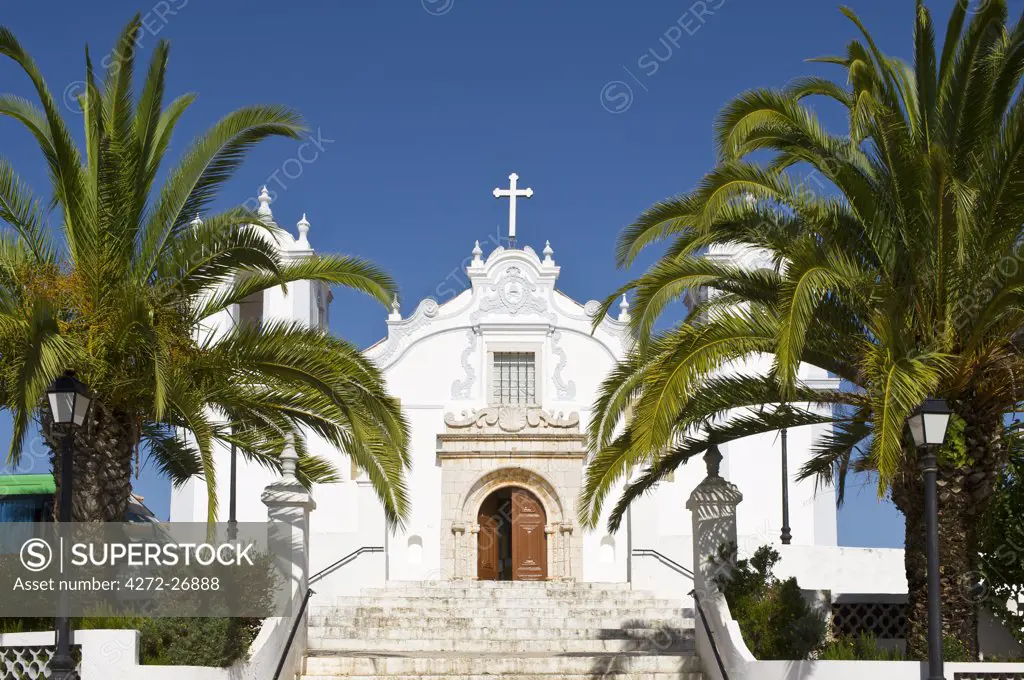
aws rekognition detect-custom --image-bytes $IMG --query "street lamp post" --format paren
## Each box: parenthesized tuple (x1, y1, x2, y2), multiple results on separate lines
(906, 398, 953, 680)
(780, 427, 792, 545)
(45, 371, 92, 680)
(228, 430, 238, 542)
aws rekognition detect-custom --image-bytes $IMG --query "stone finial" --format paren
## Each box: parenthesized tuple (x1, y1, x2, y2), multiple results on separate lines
(471, 240, 483, 266)
(389, 295, 402, 321)
(618, 294, 631, 323)
(257, 186, 273, 219)
(280, 433, 299, 482)
(704, 444, 723, 478)
(543, 240, 554, 265)
(296, 213, 311, 249)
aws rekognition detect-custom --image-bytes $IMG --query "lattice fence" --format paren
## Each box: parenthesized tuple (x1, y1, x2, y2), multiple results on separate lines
(0, 646, 80, 680)
(831, 601, 908, 639)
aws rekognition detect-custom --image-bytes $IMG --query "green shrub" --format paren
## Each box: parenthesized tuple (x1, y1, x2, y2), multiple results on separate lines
(818, 634, 905, 660)
(135, 617, 263, 667)
(711, 543, 827, 660)
(942, 634, 972, 662)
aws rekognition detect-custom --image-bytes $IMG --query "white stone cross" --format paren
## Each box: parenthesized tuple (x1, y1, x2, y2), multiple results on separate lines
(493, 172, 533, 243)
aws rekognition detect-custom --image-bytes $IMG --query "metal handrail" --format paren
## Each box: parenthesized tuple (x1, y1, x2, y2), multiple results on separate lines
(690, 589, 731, 680)
(271, 545, 384, 680)
(310, 545, 383, 586)
(271, 588, 313, 680)
(632, 548, 695, 579)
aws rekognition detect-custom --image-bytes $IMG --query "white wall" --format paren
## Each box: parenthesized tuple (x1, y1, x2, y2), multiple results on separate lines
(774, 544, 908, 595)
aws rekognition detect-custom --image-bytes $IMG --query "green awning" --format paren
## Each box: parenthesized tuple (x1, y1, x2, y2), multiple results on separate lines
(0, 474, 56, 497)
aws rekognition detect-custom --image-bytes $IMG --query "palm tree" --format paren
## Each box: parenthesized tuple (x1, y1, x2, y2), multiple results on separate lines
(580, 0, 1023, 659)
(0, 16, 411, 526)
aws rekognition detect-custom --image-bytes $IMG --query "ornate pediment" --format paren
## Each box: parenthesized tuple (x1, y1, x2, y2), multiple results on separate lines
(470, 264, 551, 323)
(444, 407, 580, 434)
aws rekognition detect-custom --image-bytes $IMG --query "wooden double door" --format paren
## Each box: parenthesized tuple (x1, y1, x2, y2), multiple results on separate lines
(477, 487, 547, 581)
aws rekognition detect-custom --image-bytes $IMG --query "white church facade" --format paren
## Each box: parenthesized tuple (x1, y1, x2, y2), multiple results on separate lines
(170, 176, 853, 604)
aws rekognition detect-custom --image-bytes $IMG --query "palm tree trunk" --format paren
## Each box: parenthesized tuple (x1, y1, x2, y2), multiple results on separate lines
(47, 400, 135, 522)
(897, 469, 978, 659)
(893, 404, 1006, 661)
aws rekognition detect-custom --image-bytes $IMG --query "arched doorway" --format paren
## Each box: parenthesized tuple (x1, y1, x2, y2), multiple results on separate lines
(476, 487, 547, 580)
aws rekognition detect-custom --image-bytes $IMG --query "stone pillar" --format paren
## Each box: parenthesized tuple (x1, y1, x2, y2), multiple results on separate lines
(261, 436, 317, 597)
(451, 523, 466, 580)
(559, 523, 574, 582)
(545, 525, 556, 580)
(685, 445, 743, 597)
(260, 436, 316, 680)
(468, 524, 480, 580)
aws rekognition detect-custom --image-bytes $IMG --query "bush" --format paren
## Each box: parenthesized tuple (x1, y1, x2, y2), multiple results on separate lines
(0, 616, 262, 667)
(818, 634, 904, 660)
(711, 544, 827, 660)
(942, 634, 972, 662)
(135, 617, 263, 666)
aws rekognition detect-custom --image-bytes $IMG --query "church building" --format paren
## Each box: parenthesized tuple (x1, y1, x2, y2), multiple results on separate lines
(169, 174, 842, 605)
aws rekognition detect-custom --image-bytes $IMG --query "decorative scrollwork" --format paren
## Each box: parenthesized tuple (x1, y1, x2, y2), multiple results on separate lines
(444, 407, 580, 433)
(450, 329, 478, 399)
(549, 330, 576, 399)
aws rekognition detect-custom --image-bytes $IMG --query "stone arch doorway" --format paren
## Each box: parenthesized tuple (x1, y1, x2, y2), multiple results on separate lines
(477, 487, 547, 581)
(442, 464, 580, 581)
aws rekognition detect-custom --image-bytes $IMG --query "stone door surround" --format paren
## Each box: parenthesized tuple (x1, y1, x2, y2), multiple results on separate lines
(437, 406, 585, 580)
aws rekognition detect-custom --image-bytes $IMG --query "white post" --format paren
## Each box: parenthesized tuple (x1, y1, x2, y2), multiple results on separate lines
(686, 445, 743, 596)
(262, 438, 316, 595)
(256, 436, 316, 680)
(686, 445, 745, 680)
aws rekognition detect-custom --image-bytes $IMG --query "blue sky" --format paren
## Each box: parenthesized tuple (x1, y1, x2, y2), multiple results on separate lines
(1, 0, 1002, 546)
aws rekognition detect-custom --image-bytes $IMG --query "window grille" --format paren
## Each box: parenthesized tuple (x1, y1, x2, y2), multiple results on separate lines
(492, 352, 536, 405)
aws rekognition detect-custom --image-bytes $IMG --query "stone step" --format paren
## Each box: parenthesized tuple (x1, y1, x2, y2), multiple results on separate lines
(302, 652, 701, 676)
(340, 593, 682, 603)
(308, 637, 694, 654)
(309, 615, 690, 630)
(308, 625, 695, 642)
(303, 675, 701, 680)
(357, 594, 653, 601)
(315, 605, 688, 619)
(381, 581, 637, 590)
(366, 585, 638, 593)
(363, 589, 647, 599)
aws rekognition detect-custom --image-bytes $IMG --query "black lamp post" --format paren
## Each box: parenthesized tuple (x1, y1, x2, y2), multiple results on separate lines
(228, 434, 238, 542)
(44, 370, 91, 680)
(780, 426, 792, 545)
(906, 398, 953, 680)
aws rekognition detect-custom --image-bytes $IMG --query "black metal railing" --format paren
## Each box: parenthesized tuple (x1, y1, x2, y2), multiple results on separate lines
(632, 548, 695, 579)
(271, 546, 384, 680)
(690, 589, 730, 680)
(309, 545, 383, 586)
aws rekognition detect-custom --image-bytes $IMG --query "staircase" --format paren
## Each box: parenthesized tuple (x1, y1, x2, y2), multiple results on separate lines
(301, 580, 702, 680)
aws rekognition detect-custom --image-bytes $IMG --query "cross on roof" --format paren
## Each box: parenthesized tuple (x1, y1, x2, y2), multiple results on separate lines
(493, 172, 533, 245)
